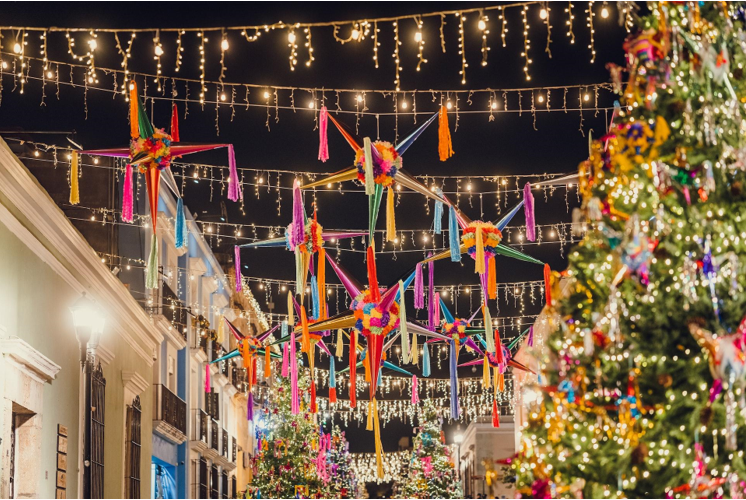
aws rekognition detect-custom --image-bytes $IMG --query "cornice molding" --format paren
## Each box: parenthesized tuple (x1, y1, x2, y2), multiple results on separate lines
(0, 336, 61, 384)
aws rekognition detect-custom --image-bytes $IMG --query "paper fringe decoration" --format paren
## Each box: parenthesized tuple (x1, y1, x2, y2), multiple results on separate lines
(282, 335, 289, 377)
(498, 371, 505, 392)
(492, 400, 500, 428)
(129, 83, 139, 137)
(122, 164, 134, 223)
(226, 145, 242, 202)
(372, 398, 385, 479)
(366, 246, 381, 302)
(524, 182, 536, 241)
(434, 189, 444, 234)
(69, 152, 80, 205)
(146, 237, 159, 289)
(287, 291, 294, 327)
(475, 226, 486, 274)
(428, 258, 436, 330)
(264, 346, 271, 378)
(363, 137, 375, 195)
(170, 103, 180, 142)
(335, 329, 344, 359)
(175, 198, 187, 249)
(310, 379, 318, 413)
(488, 257, 497, 300)
(366, 400, 374, 430)
(528, 325, 535, 347)
(311, 275, 320, 319)
(438, 105, 454, 161)
(247, 392, 254, 421)
(329, 356, 336, 393)
(205, 364, 211, 393)
(386, 186, 396, 242)
(318, 106, 329, 162)
(422, 342, 431, 377)
(484, 305, 495, 353)
(414, 263, 425, 309)
(290, 331, 299, 414)
(449, 340, 460, 419)
(483, 356, 491, 388)
(364, 355, 371, 383)
(496, 330, 505, 364)
(349, 331, 357, 408)
(291, 180, 304, 249)
(234, 246, 242, 292)
(412, 333, 419, 366)
(329, 386, 337, 403)
(449, 205, 461, 262)
(318, 248, 326, 319)
(398, 280, 409, 363)
(411, 375, 420, 404)
(544, 263, 552, 306)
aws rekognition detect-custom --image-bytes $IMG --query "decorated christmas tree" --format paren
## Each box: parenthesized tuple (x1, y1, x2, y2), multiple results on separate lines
(325, 426, 358, 499)
(394, 400, 463, 499)
(247, 368, 332, 499)
(513, 3, 746, 499)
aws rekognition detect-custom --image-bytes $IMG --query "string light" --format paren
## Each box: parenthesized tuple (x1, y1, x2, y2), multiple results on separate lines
(392, 21, 401, 90)
(287, 29, 298, 70)
(565, 2, 576, 44)
(601, 1, 609, 19)
(479, 13, 490, 67)
(521, 5, 533, 81)
(414, 17, 427, 72)
(457, 13, 467, 84)
(586, 0, 596, 63)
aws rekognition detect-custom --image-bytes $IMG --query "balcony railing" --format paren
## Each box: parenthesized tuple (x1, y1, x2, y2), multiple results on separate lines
(232, 366, 247, 393)
(154, 385, 187, 436)
(220, 357, 230, 378)
(222, 429, 229, 458)
(210, 419, 219, 452)
(232, 437, 237, 463)
(192, 409, 208, 443)
(161, 282, 187, 340)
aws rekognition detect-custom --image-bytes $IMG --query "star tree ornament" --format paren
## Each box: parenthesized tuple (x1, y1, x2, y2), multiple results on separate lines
(73, 81, 240, 288)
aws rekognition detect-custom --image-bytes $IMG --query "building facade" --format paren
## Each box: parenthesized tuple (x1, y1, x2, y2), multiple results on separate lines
(0, 139, 158, 498)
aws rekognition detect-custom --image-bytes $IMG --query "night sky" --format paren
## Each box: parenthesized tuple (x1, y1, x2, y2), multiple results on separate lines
(0, 0, 632, 471)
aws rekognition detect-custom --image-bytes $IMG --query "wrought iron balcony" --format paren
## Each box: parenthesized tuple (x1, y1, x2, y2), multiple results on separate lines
(232, 437, 237, 463)
(161, 282, 187, 340)
(153, 385, 187, 438)
(210, 419, 219, 452)
(192, 409, 208, 444)
(231, 365, 247, 393)
(222, 429, 229, 458)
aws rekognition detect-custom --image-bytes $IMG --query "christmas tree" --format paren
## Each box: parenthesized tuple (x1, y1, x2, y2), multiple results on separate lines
(325, 426, 358, 499)
(513, 3, 746, 499)
(247, 368, 332, 499)
(394, 400, 463, 499)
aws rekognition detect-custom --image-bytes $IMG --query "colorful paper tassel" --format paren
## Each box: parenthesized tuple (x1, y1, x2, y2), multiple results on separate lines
(372, 398, 385, 479)
(170, 103, 180, 142)
(422, 342, 431, 377)
(310, 379, 318, 413)
(317, 248, 326, 319)
(528, 325, 535, 347)
(483, 356, 491, 388)
(449, 205, 461, 262)
(290, 331, 299, 415)
(69, 152, 80, 205)
(291, 179, 304, 249)
(335, 329, 344, 359)
(496, 330, 505, 364)
(398, 280, 409, 364)
(449, 339, 460, 419)
(414, 263, 424, 309)
(129, 82, 139, 138)
(386, 186, 396, 242)
(145, 237, 159, 289)
(310, 275, 320, 320)
(175, 197, 188, 249)
(205, 364, 211, 393)
(349, 331, 357, 408)
(412, 333, 419, 366)
(366, 400, 374, 431)
(366, 246, 381, 302)
(411, 375, 420, 404)
(492, 400, 500, 428)
(329, 355, 336, 393)
(234, 246, 242, 292)
(434, 189, 444, 234)
(122, 164, 134, 223)
(247, 392, 254, 421)
(475, 224, 486, 274)
(544, 263, 552, 307)
(484, 305, 495, 353)
(438, 105, 454, 161)
(524, 183, 536, 241)
(264, 347, 271, 378)
(488, 256, 497, 300)
(428, 258, 436, 330)
(227, 145, 242, 202)
(282, 338, 289, 377)
(318, 105, 329, 162)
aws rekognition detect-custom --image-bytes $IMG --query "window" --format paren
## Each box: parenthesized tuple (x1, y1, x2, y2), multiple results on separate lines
(198, 458, 208, 499)
(125, 396, 142, 499)
(210, 465, 219, 499)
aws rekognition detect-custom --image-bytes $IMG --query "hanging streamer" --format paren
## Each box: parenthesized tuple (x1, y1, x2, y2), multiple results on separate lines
(544, 264, 553, 307)
(423, 343, 431, 377)
(175, 197, 188, 249)
(170, 103, 180, 142)
(244, 392, 253, 422)
(366, 400, 374, 431)
(438, 105, 454, 161)
(528, 325, 535, 347)
(205, 364, 211, 393)
(414, 263, 425, 309)
(484, 305, 495, 353)
(428, 258, 436, 330)
(130, 82, 139, 137)
(488, 257, 497, 300)
(227, 145, 242, 202)
(290, 331, 299, 415)
(366, 246, 381, 302)
(363, 137, 375, 195)
(122, 163, 134, 223)
(398, 280, 409, 364)
(475, 224, 486, 274)
(492, 399, 500, 428)
(234, 246, 242, 292)
(449, 205, 461, 262)
(483, 356, 491, 388)
(310, 379, 317, 413)
(372, 399, 385, 480)
(498, 371, 505, 392)
(318, 106, 329, 162)
(70, 152, 80, 205)
(145, 237, 159, 289)
(310, 275, 320, 320)
(291, 180, 304, 249)
(364, 354, 371, 383)
(495, 330, 505, 364)
(433, 189, 444, 234)
(411, 375, 420, 404)
(287, 291, 295, 328)
(300, 307, 310, 354)
(349, 330, 357, 408)
(264, 347, 271, 378)
(412, 333, 419, 366)
(524, 183, 536, 242)
(329, 356, 337, 403)
(335, 329, 344, 359)
(317, 248, 326, 319)
(449, 339, 460, 419)
(386, 186, 396, 242)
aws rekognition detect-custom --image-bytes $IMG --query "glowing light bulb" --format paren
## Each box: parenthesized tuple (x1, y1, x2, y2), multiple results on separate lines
(356, 95, 363, 103)
(351, 28, 360, 40)
(33, 150, 40, 157)
(46, 70, 53, 78)
(88, 39, 97, 51)
(288, 31, 296, 44)
(221, 38, 230, 51)
(414, 31, 422, 43)
(467, 183, 472, 191)
(129, 82, 135, 91)
(601, 5, 609, 18)
(327, 183, 332, 188)
(13, 42, 21, 54)
(401, 100, 408, 109)
(583, 93, 590, 102)
(478, 19, 487, 31)
(537, 94, 545, 103)
(540, 8, 548, 20)
(1, 61, 7, 69)
(220, 93, 227, 102)
(154, 44, 164, 56)
(446, 100, 453, 110)
(263, 91, 270, 99)
(308, 101, 315, 109)
(93, 157, 99, 164)
(491, 101, 498, 109)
